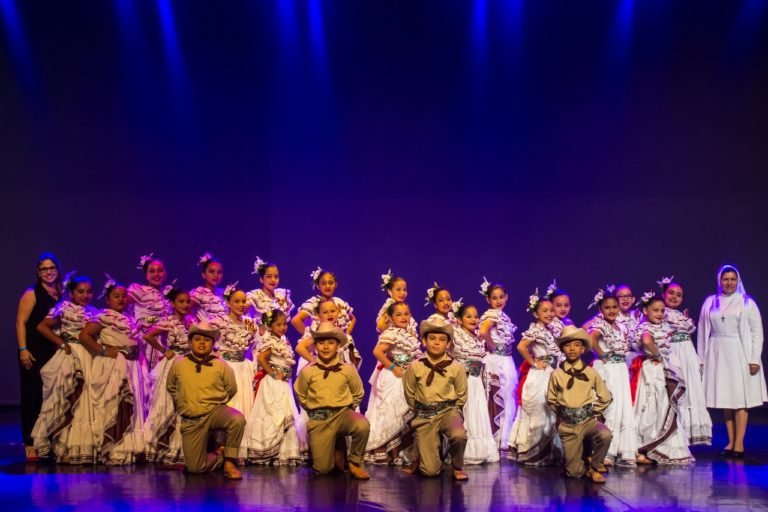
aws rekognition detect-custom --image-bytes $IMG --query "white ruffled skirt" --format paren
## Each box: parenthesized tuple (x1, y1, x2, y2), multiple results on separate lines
(32, 343, 97, 463)
(509, 365, 562, 465)
(143, 355, 184, 464)
(242, 376, 306, 464)
(90, 354, 149, 464)
(222, 357, 257, 419)
(593, 359, 637, 463)
(463, 375, 500, 464)
(634, 360, 693, 465)
(364, 367, 414, 463)
(666, 340, 712, 445)
(483, 354, 518, 452)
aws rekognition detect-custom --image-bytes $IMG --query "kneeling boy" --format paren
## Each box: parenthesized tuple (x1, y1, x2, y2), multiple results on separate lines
(294, 321, 370, 479)
(167, 322, 245, 480)
(403, 319, 469, 480)
(547, 325, 613, 483)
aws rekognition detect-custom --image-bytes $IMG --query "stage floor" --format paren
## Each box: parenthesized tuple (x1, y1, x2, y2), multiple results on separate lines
(1, 408, 767, 511)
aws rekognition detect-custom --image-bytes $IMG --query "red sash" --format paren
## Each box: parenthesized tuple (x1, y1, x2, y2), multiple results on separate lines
(629, 356, 646, 405)
(515, 360, 532, 406)
(253, 369, 267, 396)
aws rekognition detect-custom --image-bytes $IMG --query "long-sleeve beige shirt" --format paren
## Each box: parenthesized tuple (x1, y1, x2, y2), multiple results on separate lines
(402, 355, 468, 409)
(546, 359, 612, 415)
(293, 357, 364, 411)
(167, 355, 237, 418)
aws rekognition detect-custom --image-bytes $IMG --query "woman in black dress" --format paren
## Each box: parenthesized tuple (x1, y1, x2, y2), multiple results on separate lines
(15, 252, 62, 461)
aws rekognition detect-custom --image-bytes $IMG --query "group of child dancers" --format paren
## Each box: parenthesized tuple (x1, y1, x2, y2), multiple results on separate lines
(28, 252, 713, 482)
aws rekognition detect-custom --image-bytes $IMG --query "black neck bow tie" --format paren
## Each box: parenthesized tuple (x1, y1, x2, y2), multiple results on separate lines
(421, 359, 453, 386)
(316, 362, 343, 379)
(186, 353, 215, 373)
(560, 361, 589, 389)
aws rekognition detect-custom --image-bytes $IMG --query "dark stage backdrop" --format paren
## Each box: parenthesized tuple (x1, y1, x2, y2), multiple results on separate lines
(1, 1, 767, 405)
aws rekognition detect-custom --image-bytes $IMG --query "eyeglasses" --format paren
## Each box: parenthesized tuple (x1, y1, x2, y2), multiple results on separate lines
(616, 295, 634, 299)
(38, 266, 58, 274)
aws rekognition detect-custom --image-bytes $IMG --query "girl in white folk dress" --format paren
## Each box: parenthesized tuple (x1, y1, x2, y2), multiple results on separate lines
(698, 265, 766, 458)
(190, 252, 227, 321)
(477, 278, 518, 457)
(291, 267, 363, 371)
(291, 267, 355, 337)
(660, 277, 712, 446)
(546, 280, 575, 338)
(424, 282, 456, 325)
(247, 257, 295, 333)
(127, 253, 170, 372)
(376, 270, 418, 337)
(243, 309, 306, 465)
(365, 301, 422, 464)
(615, 284, 641, 367)
(33, 273, 98, 463)
(80, 277, 149, 465)
(584, 286, 637, 468)
(509, 290, 563, 466)
(209, 284, 259, 420)
(632, 293, 693, 465)
(143, 287, 193, 466)
(294, 269, 361, 369)
(452, 303, 500, 464)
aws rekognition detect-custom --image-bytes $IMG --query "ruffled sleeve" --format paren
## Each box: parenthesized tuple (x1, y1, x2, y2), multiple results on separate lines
(378, 327, 398, 346)
(300, 296, 319, 316)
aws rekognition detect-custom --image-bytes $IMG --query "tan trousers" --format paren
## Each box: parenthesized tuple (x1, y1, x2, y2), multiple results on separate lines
(558, 417, 612, 478)
(411, 407, 467, 477)
(307, 408, 370, 475)
(180, 405, 246, 473)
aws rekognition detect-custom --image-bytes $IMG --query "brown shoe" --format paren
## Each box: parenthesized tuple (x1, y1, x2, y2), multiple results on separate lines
(223, 460, 243, 480)
(347, 463, 370, 480)
(588, 468, 606, 483)
(636, 454, 653, 465)
(401, 466, 417, 475)
(452, 469, 469, 481)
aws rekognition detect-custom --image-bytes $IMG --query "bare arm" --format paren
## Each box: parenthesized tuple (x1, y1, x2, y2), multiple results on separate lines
(291, 310, 309, 334)
(16, 290, 36, 369)
(37, 317, 65, 348)
(375, 315, 389, 334)
(295, 335, 315, 363)
(517, 337, 546, 369)
(143, 325, 174, 360)
(589, 330, 605, 357)
(641, 332, 661, 359)
(346, 311, 357, 335)
(79, 322, 113, 357)
(478, 319, 495, 351)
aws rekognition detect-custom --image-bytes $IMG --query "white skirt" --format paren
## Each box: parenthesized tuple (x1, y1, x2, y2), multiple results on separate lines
(144, 355, 184, 464)
(634, 360, 693, 465)
(90, 354, 149, 464)
(593, 360, 637, 463)
(364, 367, 414, 463)
(666, 340, 712, 445)
(463, 375, 500, 464)
(222, 358, 257, 419)
(509, 365, 562, 465)
(32, 344, 96, 463)
(242, 376, 306, 464)
(703, 334, 768, 409)
(483, 354, 518, 451)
